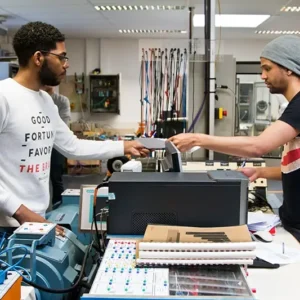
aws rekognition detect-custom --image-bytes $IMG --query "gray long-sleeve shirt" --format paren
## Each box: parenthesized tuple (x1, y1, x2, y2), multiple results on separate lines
(51, 93, 71, 124)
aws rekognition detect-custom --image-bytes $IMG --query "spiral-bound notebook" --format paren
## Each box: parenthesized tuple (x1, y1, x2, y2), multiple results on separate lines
(136, 224, 256, 266)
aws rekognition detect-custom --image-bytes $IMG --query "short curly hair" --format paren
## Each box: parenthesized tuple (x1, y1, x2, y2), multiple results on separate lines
(13, 21, 65, 67)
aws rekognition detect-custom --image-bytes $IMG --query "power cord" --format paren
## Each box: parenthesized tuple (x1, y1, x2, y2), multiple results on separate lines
(93, 181, 109, 252)
(0, 246, 31, 283)
(95, 209, 109, 252)
(217, 84, 236, 95)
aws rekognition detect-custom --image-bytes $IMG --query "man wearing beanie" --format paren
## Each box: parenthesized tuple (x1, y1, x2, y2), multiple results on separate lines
(169, 35, 300, 241)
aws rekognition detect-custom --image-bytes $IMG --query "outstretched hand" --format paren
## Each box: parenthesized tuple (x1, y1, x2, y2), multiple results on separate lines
(124, 141, 149, 157)
(238, 167, 259, 182)
(168, 133, 198, 152)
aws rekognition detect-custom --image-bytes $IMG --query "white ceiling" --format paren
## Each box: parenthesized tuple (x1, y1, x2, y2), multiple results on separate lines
(0, 0, 299, 39)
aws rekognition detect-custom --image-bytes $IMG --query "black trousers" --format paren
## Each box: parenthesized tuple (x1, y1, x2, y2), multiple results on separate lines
(282, 222, 300, 242)
(50, 148, 65, 209)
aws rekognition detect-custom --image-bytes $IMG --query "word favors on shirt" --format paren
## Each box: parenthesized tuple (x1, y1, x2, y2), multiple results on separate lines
(29, 146, 52, 157)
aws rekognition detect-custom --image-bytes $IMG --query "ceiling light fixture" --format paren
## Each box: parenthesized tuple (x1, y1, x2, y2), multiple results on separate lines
(281, 6, 300, 12)
(255, 30, 300, 35)
(118, 29, 185, 34)
(95, 5, 186, 11)
(193, 14, 270, 28)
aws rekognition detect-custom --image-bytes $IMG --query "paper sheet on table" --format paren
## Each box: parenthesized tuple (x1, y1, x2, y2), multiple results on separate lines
(255, 242, 300, 264)
(248, 211, 281, 232)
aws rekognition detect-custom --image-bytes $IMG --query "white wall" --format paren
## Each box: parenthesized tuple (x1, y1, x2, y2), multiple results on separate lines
(1, 36, 272, 129)
(219, 39, 269, 61)
(94, 39, 140, 128)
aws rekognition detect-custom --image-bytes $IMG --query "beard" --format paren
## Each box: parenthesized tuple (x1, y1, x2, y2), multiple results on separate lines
(268, 85, 284, 94)
(39, 59, 61, 86)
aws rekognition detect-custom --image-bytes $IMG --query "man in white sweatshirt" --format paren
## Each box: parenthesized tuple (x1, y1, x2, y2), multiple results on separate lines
(0, 21, 148, 227)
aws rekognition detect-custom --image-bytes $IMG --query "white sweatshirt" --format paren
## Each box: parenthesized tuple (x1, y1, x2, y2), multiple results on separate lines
(0, 78, 124, 223)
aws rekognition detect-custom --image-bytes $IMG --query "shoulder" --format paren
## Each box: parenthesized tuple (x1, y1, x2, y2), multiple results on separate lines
(52, 93, 70, 105)
(0, 79, 14, 108)
(0, 78, 15, 93)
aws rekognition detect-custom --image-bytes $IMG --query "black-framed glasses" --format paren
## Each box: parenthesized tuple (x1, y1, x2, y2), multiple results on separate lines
(40, 50, 69, 64)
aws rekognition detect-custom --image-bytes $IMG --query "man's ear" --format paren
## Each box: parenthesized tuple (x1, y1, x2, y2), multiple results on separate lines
(287, 69, 293, 76)
(32, 51, 45, 67)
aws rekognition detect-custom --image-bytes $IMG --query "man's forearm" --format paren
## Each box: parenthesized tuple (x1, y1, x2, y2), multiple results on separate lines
(257, 166, 282, 180)
(197, 134, 265, 158)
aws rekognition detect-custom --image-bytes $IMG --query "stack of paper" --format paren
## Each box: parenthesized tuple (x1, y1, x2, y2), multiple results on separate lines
(256, 242, 300, 264)
(136, 224, 256, 266)
(247, 211, 281, 232)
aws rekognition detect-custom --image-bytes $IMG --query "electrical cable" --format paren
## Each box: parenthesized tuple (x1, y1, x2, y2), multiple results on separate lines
(0, 259, 32, 281)
(248, 190, 273, 213)
(0, 246, 30, 281)
(188, 92, 207, 133)
(93, 181, 109, 252)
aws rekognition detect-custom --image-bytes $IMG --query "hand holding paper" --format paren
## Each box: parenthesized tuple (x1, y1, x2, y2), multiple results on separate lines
(168, 133, 200, 152)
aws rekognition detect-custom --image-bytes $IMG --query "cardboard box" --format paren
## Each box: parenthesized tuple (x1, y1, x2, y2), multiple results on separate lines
(136, 225, 255, 266)
(142, 224, 252, 243)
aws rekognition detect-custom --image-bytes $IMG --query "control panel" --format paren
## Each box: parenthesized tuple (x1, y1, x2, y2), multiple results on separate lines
(89, 240, 169, 296)
(84, 240, 255, 300)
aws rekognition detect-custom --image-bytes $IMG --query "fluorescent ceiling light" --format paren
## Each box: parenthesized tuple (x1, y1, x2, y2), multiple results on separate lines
(118, 29, 184, 34)
(281, 6, 300, 12)
(95, 5, 185, 11)
(193, 14, 270, 28)
(255, 30, 300, 35)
